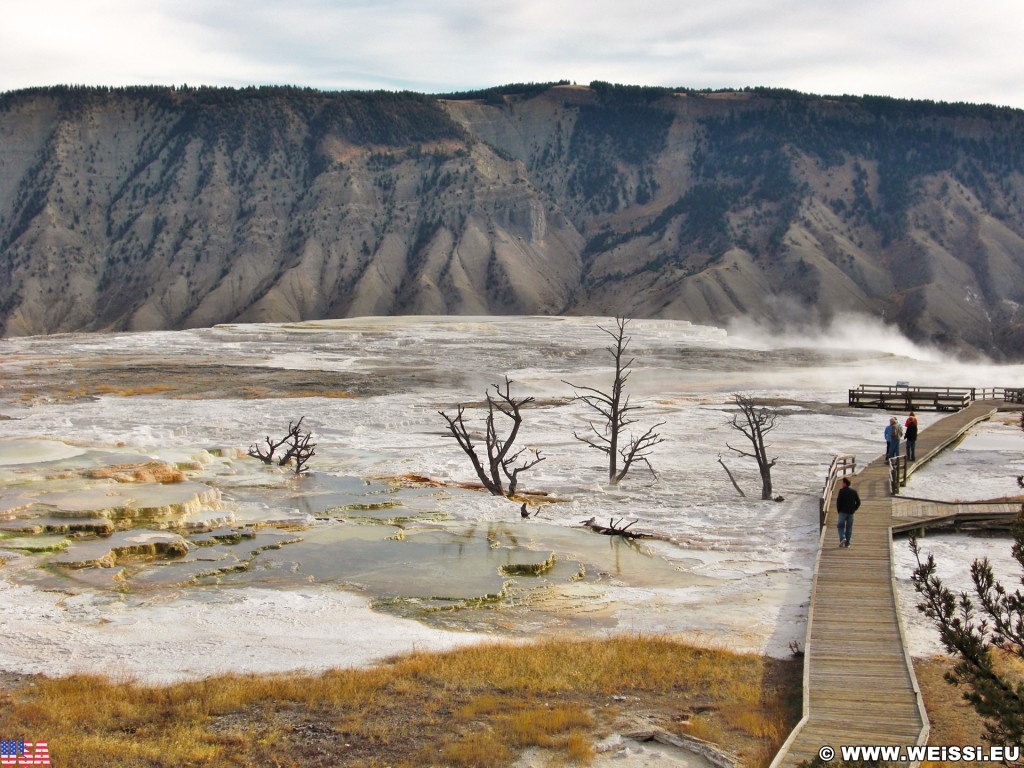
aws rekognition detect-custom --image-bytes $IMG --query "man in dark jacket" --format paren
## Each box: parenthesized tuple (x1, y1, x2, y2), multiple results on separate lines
(835, 477, 861, 548)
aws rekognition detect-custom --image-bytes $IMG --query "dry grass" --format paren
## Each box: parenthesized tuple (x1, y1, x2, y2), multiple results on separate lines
(914, 654, 1024, 768)
(0, 636, 801, 768)
(915, 657, 988, 762)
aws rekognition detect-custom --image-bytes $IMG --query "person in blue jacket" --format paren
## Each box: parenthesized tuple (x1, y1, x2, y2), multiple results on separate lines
(884, 416, 902, 460)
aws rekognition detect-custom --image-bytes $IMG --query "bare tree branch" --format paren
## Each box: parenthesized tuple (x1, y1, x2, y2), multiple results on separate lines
(726, 394, 779, 500)
(615, 422, 666, 483)
(439, 404, 491, 489)
(506, 449, 545, 497)
(717, 455, 747, 497)
(248, 417, 316, 475)
(287, 428, 316, 475)
(439, 377, 545, 498)
(277, 418, 306, 465)
(248, 429, 294, 464)
(565, 317, 664, 485)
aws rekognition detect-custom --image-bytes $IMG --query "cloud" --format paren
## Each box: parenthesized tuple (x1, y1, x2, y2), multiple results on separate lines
(2, 0, 1024, 107)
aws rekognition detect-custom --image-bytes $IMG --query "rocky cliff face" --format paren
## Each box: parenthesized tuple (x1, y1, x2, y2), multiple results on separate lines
(1, 84, 1023, 358)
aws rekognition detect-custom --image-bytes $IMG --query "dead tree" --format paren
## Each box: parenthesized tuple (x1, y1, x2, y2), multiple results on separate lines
(725, 394, 778, 500)
(564, 317, 665, 485)
(285, 429, 316, 475)
(248, 418, 316, 475)
(439, 377, 545, 497)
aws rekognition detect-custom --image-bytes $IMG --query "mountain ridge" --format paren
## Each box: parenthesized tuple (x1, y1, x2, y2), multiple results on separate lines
(1, 82, 1022, 358)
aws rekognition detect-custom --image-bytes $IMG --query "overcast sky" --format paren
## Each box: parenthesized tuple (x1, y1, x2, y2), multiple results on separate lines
(3, 0, 1023, 108)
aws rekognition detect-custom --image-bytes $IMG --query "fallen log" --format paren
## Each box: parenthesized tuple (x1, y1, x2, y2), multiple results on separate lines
(580, 516, 659, 539)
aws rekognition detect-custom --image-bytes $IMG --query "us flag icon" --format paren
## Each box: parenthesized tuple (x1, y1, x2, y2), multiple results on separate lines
(0, 741, 50, 766)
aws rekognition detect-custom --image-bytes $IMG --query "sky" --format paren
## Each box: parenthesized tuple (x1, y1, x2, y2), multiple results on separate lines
(3, 0, 1024, 109)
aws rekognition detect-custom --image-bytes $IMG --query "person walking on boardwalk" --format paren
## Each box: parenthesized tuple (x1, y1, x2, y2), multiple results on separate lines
(884, 416, 902, 460)
(836, 477, 861, 548)
(904, 411, 919, 461)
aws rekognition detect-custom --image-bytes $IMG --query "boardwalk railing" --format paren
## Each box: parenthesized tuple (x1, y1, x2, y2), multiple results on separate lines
(889, 455, 908, 495)
(820, 455, 856, 529)
(971, 387, 1009, 401)
(849, 385, 972, 411)
(849, 385, 1017, 410)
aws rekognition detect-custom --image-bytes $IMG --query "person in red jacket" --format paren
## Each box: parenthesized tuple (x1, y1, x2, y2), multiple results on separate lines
(904, 412, 919, 461)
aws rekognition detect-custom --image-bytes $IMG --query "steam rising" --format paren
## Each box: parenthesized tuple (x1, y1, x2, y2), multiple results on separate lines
(728, 312, 952, 363)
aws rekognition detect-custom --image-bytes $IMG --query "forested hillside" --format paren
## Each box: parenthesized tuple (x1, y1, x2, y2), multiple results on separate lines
(1, 82, 1022, 358)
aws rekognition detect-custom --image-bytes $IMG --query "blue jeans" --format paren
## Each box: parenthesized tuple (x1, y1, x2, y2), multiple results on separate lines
(886, 440, 900, 460)
(906, 440, 916, 461)
(837, 512, 854, 545)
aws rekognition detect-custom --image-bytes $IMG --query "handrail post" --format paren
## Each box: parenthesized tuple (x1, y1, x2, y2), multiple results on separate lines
(888, 455, 908, 494)
(820, 457, 837, 531)
(821, 455, 857, 530)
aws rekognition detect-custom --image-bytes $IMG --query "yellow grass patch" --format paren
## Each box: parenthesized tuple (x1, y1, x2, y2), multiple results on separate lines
(0, 637, 801, 767)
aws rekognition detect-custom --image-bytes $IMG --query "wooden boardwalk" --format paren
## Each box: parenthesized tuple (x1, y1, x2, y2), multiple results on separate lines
(892, 498, 1021, 535)
(772, 400, 1001, 767)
